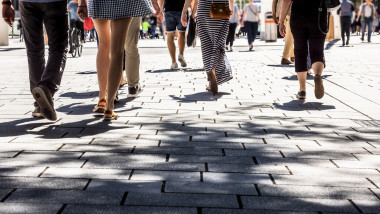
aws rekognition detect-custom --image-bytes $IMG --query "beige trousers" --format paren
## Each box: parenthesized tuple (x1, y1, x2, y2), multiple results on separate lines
(283, 16, 294, 59)
(124, 17, 142, 87)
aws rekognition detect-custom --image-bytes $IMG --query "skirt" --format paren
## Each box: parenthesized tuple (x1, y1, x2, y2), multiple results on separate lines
(197, 0, 233, 85)
(88, 0, 155, 20)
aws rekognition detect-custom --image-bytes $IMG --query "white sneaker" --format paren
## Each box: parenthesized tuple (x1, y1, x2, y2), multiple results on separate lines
(171, 62, 178, 70)
(178, 54, 187, 67)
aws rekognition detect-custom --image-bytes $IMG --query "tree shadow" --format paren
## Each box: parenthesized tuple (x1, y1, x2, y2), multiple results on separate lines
(273, 100, 336, 111)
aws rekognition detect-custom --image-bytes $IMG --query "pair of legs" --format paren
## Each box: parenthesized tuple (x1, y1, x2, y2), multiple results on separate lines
(244, 21, 258, 49)
(165, 11, 187, 66)
(226, 22, 237, 48)
(93, 17, 132, 113)
(282, 16, 294, 64)
(167, 31, 186, 63)
(340, 16, 351, 45)
(361, 17, 373, 42)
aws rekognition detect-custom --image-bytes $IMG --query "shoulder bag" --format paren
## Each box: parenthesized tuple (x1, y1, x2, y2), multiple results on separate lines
(210, 0, 231, 19)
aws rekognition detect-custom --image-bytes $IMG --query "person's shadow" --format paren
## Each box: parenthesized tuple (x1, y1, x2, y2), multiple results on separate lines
(273, 100, 336, 111)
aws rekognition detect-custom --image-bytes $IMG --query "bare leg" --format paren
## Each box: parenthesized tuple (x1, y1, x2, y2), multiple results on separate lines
(93, 19, 111, 105)
(106, 17, 132, 112)
(167, 32, 176, 63)
(297, 72, 307, 92)
(312, 62, 324, 76)
(178, 31, 186, 55)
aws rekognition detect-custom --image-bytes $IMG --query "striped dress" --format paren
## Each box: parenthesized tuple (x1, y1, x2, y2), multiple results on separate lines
(88, 0, 154, 20)
(197, 0, 233, 85)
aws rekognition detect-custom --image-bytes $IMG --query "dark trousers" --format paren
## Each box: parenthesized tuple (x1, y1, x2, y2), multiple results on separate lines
(290, 14, 326, 72)
(19, 1, 68, 97)
(226, 23, 237, 46)
(340, 16, 351, 44)
(69, 20, 85, 50)
(244, 21, 258, 45)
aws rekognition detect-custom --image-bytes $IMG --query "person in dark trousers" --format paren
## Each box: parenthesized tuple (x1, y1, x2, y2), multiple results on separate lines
(357, 0, 376, 42)
(338, 0, 354, 46)
(279, 0, 327, 100)
(226, 3, 239, 52)
(67, 0, 84, 53)
(243, 0, 261, 51)
(2, 0, 68, 121)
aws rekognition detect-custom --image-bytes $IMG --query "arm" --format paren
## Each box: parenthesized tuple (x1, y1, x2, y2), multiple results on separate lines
(229, 0, 234, 14)
(272, 0, 278, 23)
(181, 0, 193, 27)
(357, 5, 362, 21)
(2, 0, 15, 27)
(77, 0, 88, 20)
(157, 0, 164, 22)
(279, 0, 291, 37)
(236, 9, 240, 24)
(256, 7, 261, 24)
(152, 0, 160, 15)
(191, 0, 198, 18)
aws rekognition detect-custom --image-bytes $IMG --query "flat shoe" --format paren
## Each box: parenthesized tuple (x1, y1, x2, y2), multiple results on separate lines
(103, 110, 118, 121)
(296, 91, 306, 99)
(93, 99, 106, 113)
(314, 74, 324, 99)
(207, 69, 218, 95)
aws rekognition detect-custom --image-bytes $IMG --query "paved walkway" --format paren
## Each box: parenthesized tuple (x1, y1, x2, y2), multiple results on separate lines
(0, 34, 380, 213)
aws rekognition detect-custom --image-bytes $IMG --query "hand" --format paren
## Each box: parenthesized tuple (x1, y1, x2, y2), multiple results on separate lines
(77, 6, 88, 21)
(274, 18, 279, 25)
(279, 22, 286, 37)
(157, 12, 164, 23)
(181, 12, 187, 27)
(258, 20, 261, 25)
(2, 3, 15, 27)
(152, 1, 160, 15)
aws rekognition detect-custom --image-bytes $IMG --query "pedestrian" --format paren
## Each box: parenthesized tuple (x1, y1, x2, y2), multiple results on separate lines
(150, 15, 158, 39)
(67, 0, 85, 53)
(338, 0, 354, 46)
(181, 0, 234, 95)
(157, 0, 187, 70)
(357, 0, 376, 43)
(243, 0, 260, 51)
(272, 0, 294, 65)
(226, 3, 239, 52)
(77, 0, 154, 120)
(279, 0, 328, 100)
(2, 0, 68, 121)
(142, 18, 150, 39)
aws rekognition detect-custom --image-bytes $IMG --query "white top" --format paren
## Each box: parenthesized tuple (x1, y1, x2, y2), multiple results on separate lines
(364, 5, 372, 17)
(244, 4, 259, 22)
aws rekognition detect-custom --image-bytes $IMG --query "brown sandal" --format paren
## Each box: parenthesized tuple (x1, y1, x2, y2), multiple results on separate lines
(93, 99, 106, 113)
(103, 110, 118, 121)
(207, 69, 218, 94)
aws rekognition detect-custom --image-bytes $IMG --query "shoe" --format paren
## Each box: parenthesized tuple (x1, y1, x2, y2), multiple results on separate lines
(346, 40, 349, 46)
(296, 91, 306, 99)
(225, 45, 229, 50)
(314, 74, 325, 99)
(93, 99, 106, 113)
(32, 106, 43, 118)
(178, 54, 187, 67)
(103, 110, 118, 121)
(207, 69, 218, 95)
(281, 58, 293, 65)
(368, 40, 371, 43)
(31, 85, 57, 121)
(360, 37, 364, 41)
(230, 46, 233, 52)
(171, 62, 178, 70)
(342, 43, 345, 46)
(290, 57, 295, 62)
(128, 84, 143, 98)
(249, 46, 253, 51)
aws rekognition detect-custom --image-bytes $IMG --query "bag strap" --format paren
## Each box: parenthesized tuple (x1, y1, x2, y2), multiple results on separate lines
(212, 50, 225, 72)
(247, 4, 257, 16)
(318, 0, 329, 35)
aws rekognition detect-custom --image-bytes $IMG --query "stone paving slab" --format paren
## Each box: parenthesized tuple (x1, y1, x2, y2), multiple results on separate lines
(0, 203, 62, 214)
(63, 205, 197, 214)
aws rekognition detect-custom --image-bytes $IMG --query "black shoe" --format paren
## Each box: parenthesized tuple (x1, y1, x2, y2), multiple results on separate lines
(342, 43, 345, 46)
(128, 84, 143, 98)
(296, 91, 306, 99)
(368, 40, 371, 43)
(346, 40, 349, 45)
(31, 85, 57, 121)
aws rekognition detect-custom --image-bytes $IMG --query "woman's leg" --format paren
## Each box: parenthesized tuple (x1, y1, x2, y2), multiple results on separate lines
(93, 19, 111, 104)
(252, 22, 258, 43)
(106, 17, 132, 112)
(230, 23, 237, 47)
(245, 21, 253, 45)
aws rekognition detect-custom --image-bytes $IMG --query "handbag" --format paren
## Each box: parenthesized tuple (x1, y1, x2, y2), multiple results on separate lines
(325, 0, 341, 11)
(210, 0, 231, 19)
(318, 0, 330, 34)
(186, 16, 197, 47)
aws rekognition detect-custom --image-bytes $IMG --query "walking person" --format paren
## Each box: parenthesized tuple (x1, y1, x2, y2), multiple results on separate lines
(338, 0, 354, 46)
(279, 0, 328, 100)
(77, 0, 154, 120)
(158, 0, 187, 70)
(243, 0, 260, 51)
(68, 0, 85, 53)
(226, 3, 239, 52)
(272, 0, 294, 65)
(181, 0, 234, 94)
(357, 0, 376, 43)
(2, 0, 68, 121)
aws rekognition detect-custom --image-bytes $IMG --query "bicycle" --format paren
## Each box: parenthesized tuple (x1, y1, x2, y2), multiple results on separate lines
(69, 26, 83, 57)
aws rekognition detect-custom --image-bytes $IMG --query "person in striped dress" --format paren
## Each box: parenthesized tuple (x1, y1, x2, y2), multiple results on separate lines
(181, 0, 234, 94)
(77, 0, 155, 120)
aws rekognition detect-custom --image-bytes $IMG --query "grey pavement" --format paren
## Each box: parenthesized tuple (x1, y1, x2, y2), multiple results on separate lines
(0, 33, 380, 213)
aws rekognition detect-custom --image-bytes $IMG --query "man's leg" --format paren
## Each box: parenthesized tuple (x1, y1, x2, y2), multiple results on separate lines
(178, 31, 186, 55)
(125, 17, 141, 88)
(361, 20, 366, 40)
(41, 1, 68, 96)
(19, 2, 45, 97)
(167, 33, 176, 63)
(340, 17, 345, 45)
(368, 19, 373, 42)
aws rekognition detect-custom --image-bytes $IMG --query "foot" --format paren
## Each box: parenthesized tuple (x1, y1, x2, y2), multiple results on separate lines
(342, 43, 345, 46)
(178, 54, 187, 67)
(368, 40, 371, 43)
(249, 45, 253, 51)
(230, 46, 233, 52)
(360, 37, 364, 41)
(307, 70, 312, 75)
(346, 40, 349, 46)
(119, 76, 127, 88)
(115, 91, 120, 103)
(290, 57, 295, 62)
(103, 110, 118, 121)
(314, 74, 325, 99)
(296, 91, 306, 99)
(225, 45, 229, 50)
(31, 85, 57, 121)
(32, 106, 43, 118)
(281, 58, 293, 65)
(207, 69, 218, 95)
(93, 99, 106, 113)
(128, 84, 143, 98)
(171, 62, 178, 70)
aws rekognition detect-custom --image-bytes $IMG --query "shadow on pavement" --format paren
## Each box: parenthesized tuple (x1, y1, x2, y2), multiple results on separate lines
(169, 92, 231, 103)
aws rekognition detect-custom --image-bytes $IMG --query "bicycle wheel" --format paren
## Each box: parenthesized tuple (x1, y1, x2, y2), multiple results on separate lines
(77, 33, 83, 57)
(71, 29, 77, 57)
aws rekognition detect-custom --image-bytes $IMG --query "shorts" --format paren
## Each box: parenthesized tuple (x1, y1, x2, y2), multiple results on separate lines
(165, 11, 187, 33)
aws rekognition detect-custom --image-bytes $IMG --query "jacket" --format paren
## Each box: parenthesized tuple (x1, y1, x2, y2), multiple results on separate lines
(272, 0, 290, 20)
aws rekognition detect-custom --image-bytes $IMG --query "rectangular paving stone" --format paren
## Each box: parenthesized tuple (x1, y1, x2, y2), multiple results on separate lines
(224, 149, 285, 158)
(87, 180, 162, 193)
(63, 205, 197, 214)
(133, 147, 222, 156)
(0, 158, 85, 168)
(280, 151, 357, 160)
(203, 172, 272, 184)
(287, 166, 380, 177)
(160, 141, 244, 149)
(258, 184, 379, 201)
(0, 203, 62, 214)
(125, 192, 239, 208)
(0, 167, 45, 177)
(169, 155, 253, 164)
(42, 168, 131, 179)
(0, 177, 88, 190)
(207, 163, 289, 174)
(0, 189, 12, 201)
(353, 200, 380, 213)
(131, 170, 200, 181)
(165, 181, 258, 195)
(255, 157, 335, 168)
(332, 159, 380, 169)
(202, 208, 317, 214)
(240, 196, 357, 212)
(6, 189, 123, 205)
(60, 144, 133, 153)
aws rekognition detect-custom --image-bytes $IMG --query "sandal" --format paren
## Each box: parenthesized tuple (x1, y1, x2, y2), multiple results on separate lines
(93, 99, 106, 113)
(103, 110, 119, 121)
(296, 91, 306, 99)
(207, 69, 218, 95)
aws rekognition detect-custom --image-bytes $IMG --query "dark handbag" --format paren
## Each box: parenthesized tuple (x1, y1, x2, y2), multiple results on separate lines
(186, 16, 197, 47)
(325, 0, 341, 10)
(318, 0, 330, 34)
(210, 0, 231, 19)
